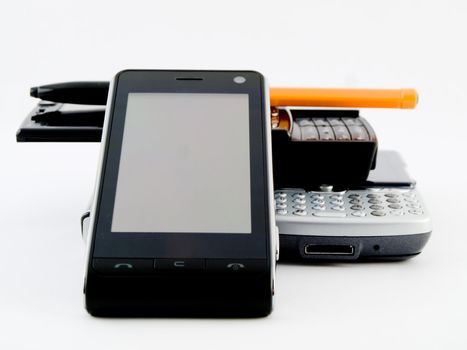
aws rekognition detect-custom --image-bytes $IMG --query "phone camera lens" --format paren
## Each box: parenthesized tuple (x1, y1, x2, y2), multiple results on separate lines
(233, 76, 246, 84)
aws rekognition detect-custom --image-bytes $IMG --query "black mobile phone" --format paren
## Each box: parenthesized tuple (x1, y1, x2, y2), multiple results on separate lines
(84, 70, 278, 317)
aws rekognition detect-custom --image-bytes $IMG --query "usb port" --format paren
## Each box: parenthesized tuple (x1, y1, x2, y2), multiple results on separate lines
(304, 244, 355, 256)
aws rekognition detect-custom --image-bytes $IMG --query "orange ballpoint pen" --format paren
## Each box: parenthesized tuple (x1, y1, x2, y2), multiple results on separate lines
(269, 88, 418, 109)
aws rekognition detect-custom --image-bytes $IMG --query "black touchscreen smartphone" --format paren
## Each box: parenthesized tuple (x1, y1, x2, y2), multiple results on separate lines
(83, 70, 277, 317)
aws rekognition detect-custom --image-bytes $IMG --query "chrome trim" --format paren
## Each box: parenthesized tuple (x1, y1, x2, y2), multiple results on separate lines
(263, 77, 278, 300)
(83, 75, 116, 298)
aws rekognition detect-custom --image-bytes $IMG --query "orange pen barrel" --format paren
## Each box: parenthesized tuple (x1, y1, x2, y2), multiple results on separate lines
(269, 88, 418, 109)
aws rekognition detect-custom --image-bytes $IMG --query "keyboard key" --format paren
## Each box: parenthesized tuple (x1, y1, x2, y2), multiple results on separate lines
(301, 125, 320, 141)
(386, 198, 401, 204)
(312, 205, 326, 210)
(293, 209, 307, 216)
(276, 203, 287, 209)
(297, 118, 315, 126)
(348, 126, 369, 140)
(313, 212, 347, 218)
(328, 118, 345, 126)
(333, 125, 351, 140)
(318, 126, 335, 140)
(409, 209, 423, 215)
(342, 118, 363, 126)
(331, 206, 345, 211)
(390, 210, 404, 216)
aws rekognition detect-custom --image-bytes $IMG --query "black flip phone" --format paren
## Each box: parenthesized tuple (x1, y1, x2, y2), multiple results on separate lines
(84, 70, 277, 317)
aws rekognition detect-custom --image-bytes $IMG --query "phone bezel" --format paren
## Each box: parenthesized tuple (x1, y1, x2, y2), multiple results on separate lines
(90, 70, 272, 259)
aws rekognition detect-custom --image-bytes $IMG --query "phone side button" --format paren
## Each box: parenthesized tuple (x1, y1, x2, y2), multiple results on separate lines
(92, 258, 154, 275)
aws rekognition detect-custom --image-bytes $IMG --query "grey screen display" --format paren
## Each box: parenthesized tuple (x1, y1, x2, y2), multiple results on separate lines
(111, 93, 252, 233)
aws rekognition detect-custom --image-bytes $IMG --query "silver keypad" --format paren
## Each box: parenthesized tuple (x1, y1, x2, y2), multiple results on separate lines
(274, 188, 424, 219)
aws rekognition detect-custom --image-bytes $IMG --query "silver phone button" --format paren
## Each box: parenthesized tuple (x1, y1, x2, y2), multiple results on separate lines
(409, 209, 423, 215)
(331, 205, 345, 211)
(312, 205, 325, 211)
(293, 209, 308, 216)
(313, 212, 347, 218)
(293, 198, 306, 205)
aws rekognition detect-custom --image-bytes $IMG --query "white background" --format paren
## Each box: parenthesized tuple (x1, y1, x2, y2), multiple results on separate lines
(1, 1, 466, 349)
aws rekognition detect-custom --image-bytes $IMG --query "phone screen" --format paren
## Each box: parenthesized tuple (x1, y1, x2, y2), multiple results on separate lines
(111, 93, 252, 234)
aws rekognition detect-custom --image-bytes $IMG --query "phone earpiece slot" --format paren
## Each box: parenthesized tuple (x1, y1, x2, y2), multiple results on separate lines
(175, 77, 204, 81)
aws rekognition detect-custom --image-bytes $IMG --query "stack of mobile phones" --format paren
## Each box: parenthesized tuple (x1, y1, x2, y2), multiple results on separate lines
(16, 74, 432, 318)
(269, 108, 431, 261)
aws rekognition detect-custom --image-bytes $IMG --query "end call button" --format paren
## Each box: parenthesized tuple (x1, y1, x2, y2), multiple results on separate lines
(206, 259, 268, 273)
